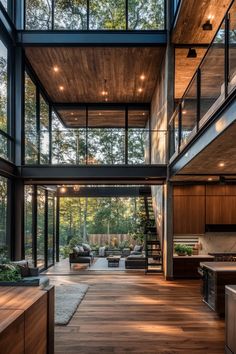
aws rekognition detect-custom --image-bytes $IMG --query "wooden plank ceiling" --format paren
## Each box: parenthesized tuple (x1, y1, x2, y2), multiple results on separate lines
(172, 0, 232, 44)
(176, 122, 236, 177)
(57, 108, 149, 128)
(25, 47, 164, 104)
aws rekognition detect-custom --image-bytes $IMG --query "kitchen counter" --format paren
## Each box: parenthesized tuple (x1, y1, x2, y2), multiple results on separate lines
(173, 255, 214, 279)
(200, 262, 236, 272)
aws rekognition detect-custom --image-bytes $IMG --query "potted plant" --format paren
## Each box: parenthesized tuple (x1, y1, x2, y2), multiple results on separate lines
(174, 244, 188, 256)
(0, 263, 21, 282)
(186, 246, 193, 256)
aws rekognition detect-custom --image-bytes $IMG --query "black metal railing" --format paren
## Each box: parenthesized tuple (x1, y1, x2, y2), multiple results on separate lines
(169, 0, 236, 159)
(24, 0, 166, 31)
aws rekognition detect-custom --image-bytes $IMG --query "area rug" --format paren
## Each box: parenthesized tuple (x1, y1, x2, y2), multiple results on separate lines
(89, 257, 126, 271)
(55, 283, 89, 325)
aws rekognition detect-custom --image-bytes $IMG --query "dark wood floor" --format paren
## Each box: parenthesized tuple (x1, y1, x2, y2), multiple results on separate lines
(53, 273, 225, 354)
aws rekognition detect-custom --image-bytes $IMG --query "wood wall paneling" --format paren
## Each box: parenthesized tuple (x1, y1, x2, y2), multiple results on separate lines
(174, 195, 206, 234)
(0, 310, 24, 354)
(173, 185, 205, 196)
(206, 196, 236, 224)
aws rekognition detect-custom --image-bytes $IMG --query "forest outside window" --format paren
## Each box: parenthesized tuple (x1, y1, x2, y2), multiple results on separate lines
(25, 0, 165, 30)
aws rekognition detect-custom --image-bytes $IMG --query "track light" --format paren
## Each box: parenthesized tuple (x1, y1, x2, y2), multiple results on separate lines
(187, 48, 197, 58)
(202, 19, 213, 31)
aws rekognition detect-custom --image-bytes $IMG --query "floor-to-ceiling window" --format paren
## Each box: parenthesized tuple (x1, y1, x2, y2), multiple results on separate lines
(47, 191, 55, 267)
(37, 187, 46, 268)
(24, 185, 34, 264)
(0, 176, 8, 252)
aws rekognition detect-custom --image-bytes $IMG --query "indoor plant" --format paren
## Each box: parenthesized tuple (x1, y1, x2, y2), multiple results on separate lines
(174, 244, 189, 256)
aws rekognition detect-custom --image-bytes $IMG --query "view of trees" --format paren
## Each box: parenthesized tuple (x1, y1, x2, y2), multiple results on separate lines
(0, 177, 7, 250)
(0, 41, 8, 160)
(25, 0, 165, 30)
(59, 196, 146, 249)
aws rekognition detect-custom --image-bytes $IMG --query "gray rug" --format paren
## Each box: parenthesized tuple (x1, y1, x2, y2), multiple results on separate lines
(55, 283, 89, 325)
(89, 257, 126, 271)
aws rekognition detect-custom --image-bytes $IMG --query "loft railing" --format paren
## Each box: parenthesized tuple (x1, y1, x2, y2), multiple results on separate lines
(24, 0, 166, 31)
(24, 129, 167, 165)
(169, 0, 236, 159)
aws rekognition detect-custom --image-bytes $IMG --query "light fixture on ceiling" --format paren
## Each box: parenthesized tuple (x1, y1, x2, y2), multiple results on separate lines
(208, 177, 213, 181)
(99, 113, 102, 116)
(202, 18, 213, 31)
(219, 162, 225, 167)
(101, 79, 108, 96)
(140, 74, 145, 81)
(75, 118, 78, 121)
(60, 186, 67, 193)
(142, 112, 145, 116)
(105, 98, 108, 102)
(53, 66, 59, 72)
(182, 110, 187, 115)
(187, 48, 197, 58)
(73, 185, 80, 191)
(138, 88, 143, 93)
(59, 86, 64, 91)
(70, 112, 74, 116)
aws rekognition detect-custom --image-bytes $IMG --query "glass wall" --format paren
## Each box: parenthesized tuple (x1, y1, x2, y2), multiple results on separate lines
(25, 0, 165, 30)
(47, 192, 55, 267)
(39, 95, 50, 164)
(25, 73, 38, 164)
(0, 176, 8, 251)
(0, 0, 7, 11)
(181, 74, 197, 145)
(24, 185, 34, 264)
(37, 187, 45, 269)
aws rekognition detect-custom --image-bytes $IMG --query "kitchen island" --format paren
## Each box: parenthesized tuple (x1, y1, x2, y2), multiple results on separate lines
(200, 262, 236, 316)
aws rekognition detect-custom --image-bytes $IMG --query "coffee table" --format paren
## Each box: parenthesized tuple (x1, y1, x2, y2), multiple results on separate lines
(107, 255, 121, 267)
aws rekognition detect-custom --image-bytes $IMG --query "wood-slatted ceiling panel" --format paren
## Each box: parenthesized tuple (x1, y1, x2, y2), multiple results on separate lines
(178, 122, 236, 175)
(25, 47, 165, 104)
(172, 0, 232, 44)
(58, 108, 149, 128)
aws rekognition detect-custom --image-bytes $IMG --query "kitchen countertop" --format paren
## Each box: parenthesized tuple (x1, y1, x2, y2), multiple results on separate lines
(200, 262, 236, 272)
(173, 255, 214, 259)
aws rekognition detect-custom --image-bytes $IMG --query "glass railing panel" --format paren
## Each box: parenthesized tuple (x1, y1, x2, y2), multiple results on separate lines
(52, 129, 86, 164)
(200, 22, 225, 122)
(229, 1, 236, 93)
(54, 0, 87, 30)
(150, 129, 167, 164)
(128, 0, 165, 30)
(169, 109, 179, 158)
(87, 128, 125, 164)
(181, 73, 197, 145)
(128, 129, 149, 164)
(25, 0, 52, 30)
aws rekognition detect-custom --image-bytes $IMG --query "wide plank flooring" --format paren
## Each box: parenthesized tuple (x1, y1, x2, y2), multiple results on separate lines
(53, 274, 225, 354)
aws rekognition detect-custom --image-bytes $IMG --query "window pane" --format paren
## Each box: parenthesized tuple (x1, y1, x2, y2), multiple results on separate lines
(128, 129, 148, 164)
(128, 0, 165, 30)
(52, 111, 86, 164)
(90, 0, 126, 30)
(47, 193, 54, 267)
(87, 128, 125, 164)
(24, 185, 34, 265)
(229, 2, 236, 93)
(40, 95, 49, 164)
(25, 73, 38, 164)
(37, 187, 45, 269)
(25, 0, 52, 30)
(0, 41, 8, 133)
(54, 0, 87, 30)
(200, 25, 225, 122)
(0, 134, 9, 160)
(0, 176, 7, 251)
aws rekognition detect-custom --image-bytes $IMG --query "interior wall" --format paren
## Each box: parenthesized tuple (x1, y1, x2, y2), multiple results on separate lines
(199, 233, 236, 254)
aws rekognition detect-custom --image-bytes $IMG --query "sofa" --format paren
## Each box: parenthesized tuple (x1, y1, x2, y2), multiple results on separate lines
(125, 254, 146, 269)
(69, 243, 94, 268)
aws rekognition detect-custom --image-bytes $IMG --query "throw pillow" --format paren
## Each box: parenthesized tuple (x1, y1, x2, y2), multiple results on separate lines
(133, 245, 143, 252)
(82, 243, 91, 252)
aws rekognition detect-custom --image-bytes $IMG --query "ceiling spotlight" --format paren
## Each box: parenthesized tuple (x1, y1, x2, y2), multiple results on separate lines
(73, 185, 80, 191)
(208, 177, 213, 181)
(99, 113, 102, 116)
(59, 86, 64, 91)
(219, 162, 225, 167)
(105, 98, 108, 102)
(140, 74, 145, 81)
(202, 19, 213, 31)
(71, 112, 74, 116)
(53, 66, 59, 72)
(75, 118, 78, 121)
(142, 112, 145, 116)
(60, 186, 67, 193)
(187, 48, 197, 58)
(138, 88, 143, 93)
(182, 110, 187, 115)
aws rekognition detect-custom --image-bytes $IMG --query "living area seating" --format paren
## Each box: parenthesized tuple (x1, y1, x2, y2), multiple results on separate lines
(125, 254, 146, 269)
(69, 243, 94, 268)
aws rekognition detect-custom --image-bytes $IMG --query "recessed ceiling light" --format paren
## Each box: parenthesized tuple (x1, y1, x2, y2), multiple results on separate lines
(60, 186, 66, 193)
(138, 88, 143, 93)
(219, 162, 225, 167)
(99, 113, 102, 116)
(140, 74, 145, 81)
(182, 110, 187, 115)
(142, 112, 145, 116)
(71, 112, 74, 116)
(53, 66, 59, 72)
(208, 177, 213, 181)
(105, 98, 108, 102)
(75, 118, 78, 121)
(59, 86, 64, 91)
